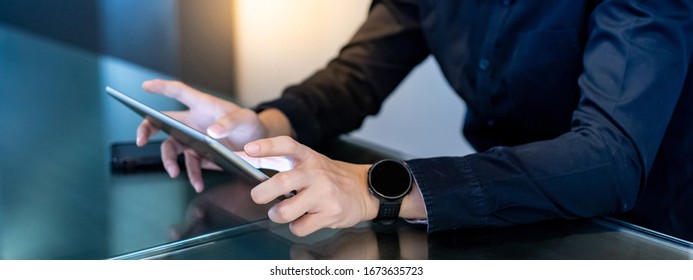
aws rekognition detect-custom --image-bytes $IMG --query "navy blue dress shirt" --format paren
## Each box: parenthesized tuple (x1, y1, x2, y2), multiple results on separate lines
(258, 0, 693, 241)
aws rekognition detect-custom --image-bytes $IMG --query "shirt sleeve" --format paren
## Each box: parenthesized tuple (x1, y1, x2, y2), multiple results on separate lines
(407, 0, 693, 232)
(256, 0, 430, 146)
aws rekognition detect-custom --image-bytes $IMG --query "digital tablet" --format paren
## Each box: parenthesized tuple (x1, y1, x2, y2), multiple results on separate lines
(105, 86, 270, 183)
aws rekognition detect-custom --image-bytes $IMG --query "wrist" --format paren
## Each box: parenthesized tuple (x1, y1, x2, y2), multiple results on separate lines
(399, 180, 426, 220)
(257, 108, 294, 138)
(356, 163, 380, 222)
(366, 179, 380, 222)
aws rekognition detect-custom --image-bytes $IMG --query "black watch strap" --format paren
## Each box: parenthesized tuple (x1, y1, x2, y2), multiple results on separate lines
(376, 200, 402, 225)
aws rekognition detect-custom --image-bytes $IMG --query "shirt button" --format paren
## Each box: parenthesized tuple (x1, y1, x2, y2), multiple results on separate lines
(478, 59, 490, 71)
(487, 120, 495, 127)
(502, 0, 512, 6)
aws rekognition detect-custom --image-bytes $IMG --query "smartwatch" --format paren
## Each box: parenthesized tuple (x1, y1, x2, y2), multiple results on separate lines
(368, 159, 413, 224)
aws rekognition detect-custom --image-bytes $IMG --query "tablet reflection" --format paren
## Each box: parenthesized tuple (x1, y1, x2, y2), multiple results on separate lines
(168, 173, 274, 241)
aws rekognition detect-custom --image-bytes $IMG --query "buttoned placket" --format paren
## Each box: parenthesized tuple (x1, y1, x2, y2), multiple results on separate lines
(475, 0, 513, 126)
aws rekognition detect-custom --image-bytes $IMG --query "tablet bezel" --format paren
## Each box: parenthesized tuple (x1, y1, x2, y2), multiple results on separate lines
(105, 86, 270, 183)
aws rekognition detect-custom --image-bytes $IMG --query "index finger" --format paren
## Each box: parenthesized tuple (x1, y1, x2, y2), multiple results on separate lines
(142, 79, 201, 108)
(245, 136, 310, 164)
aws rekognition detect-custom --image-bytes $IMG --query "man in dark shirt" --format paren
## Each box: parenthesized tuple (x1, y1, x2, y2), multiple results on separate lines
(137, 0, 693, 240)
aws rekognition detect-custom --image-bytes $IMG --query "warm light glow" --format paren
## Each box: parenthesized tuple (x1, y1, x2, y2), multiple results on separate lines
(232, 0, 370, 105)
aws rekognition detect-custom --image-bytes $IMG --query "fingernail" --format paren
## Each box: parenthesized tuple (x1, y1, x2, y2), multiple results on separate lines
(142, 81, 153, 90)
(136, 136, 142, 146)
(207, 125, 223, 138)
(245, 143, 259, 155)
(165, 164, 175, 177)
(144, 81, 162, 91)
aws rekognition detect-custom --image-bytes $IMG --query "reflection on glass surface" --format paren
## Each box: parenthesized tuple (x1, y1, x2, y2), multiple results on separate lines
(167, 173, 273, 241)
(289, 224, 429, 260)
(136, 217, 693, 260)
(109, 169, 286, 258)
(108, 172, 189, 256)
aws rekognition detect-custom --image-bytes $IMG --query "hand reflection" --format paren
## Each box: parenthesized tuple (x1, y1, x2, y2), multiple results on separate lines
(290, 224, 428, 260)
(169, 179, 274, 241)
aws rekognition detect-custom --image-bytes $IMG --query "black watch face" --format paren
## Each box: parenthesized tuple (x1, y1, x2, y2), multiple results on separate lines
(369, 160, 412, 199)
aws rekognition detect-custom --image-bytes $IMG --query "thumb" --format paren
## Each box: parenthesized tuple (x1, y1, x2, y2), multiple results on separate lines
(206, 109, 257, 139)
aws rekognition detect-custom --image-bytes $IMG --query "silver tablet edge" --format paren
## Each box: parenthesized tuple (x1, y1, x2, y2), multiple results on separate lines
(106, 86, 269, 182)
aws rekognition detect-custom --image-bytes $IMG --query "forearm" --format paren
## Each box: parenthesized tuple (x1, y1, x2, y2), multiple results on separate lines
(404, 137, 640, 233)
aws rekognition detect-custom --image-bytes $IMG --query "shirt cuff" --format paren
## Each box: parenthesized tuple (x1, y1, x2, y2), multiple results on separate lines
(405, 156, 488, 232)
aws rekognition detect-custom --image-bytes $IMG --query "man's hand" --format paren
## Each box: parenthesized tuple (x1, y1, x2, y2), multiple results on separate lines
(135, 79, 275, 192)
(245, 136, 380, 236)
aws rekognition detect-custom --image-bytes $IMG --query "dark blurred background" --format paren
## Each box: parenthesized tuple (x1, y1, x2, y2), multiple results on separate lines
(0, 0, 236, 95)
